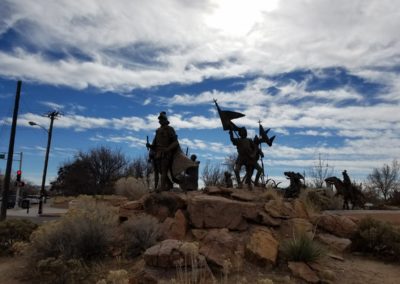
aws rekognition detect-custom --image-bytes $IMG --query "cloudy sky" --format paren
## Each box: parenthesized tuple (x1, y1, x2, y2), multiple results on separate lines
(0, 0, 399, 186)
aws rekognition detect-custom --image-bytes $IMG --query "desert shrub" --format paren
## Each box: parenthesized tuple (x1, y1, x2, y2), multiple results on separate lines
(281, 233, 325, 262)
(28, 199, 118, 263)
(96, 269, 129, 284)
(0, 219, 38, 255)
(303, 189, 343, 211)
(120, 215, 161, 257)
(351, 217, 400, 261)
(115, 177, 148, 200)
(34, 257, 88, 284)
(260, 188, 283, 202)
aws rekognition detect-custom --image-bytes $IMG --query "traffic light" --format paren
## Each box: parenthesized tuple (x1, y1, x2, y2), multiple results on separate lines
(16, 170, 22, 182)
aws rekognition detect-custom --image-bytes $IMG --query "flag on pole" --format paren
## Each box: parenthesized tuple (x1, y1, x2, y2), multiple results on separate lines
(214, 99, 244, 131)
(259, 123, 276, 147)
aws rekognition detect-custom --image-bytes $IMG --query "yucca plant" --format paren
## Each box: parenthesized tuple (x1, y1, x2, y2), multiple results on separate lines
(281, 233, 325, 262)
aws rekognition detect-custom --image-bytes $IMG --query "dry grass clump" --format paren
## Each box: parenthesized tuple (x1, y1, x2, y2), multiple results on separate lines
(119, 215, 161, 257)
(0, 219, 38, 255)
(260, 188, 284, 203)
(96, 269, 129, 284)
(28, 199, 118, 263)
(300, 188, 343, 212)
(171, 242, 213, 284)
(352, 217, 400, 261)
(35, 257, 88, 284)
(281, 233, 325, 262)
(115, 177, 149, 200)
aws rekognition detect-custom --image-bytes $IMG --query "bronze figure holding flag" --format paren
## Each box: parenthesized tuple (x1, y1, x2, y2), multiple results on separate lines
(214, 99, 275, 189)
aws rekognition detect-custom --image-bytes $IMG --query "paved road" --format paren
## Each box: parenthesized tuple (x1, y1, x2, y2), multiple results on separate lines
(5, 203, 68, 224)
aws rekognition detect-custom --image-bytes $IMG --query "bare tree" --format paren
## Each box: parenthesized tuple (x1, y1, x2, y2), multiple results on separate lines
(125, 155, 154, 189)
(201, 161, 224, 187)
(223, 153, 237, 173)
(308, 153, 334, 188)
(367, 160, 400, 201)
(51, 146, 128, 195)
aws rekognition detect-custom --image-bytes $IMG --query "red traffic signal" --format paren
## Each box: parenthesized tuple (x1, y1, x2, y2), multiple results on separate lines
(16, 170, 22, 182)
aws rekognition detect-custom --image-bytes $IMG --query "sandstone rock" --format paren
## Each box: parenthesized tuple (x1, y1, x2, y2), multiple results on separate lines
(187, 195, 260, 230)
(191, 229, 208, 240)
(119, 200, 145, 219)
(293, 199, 309, 219)
(144, 239, 201, 268)
(203, 186, 234, 196)
(319, 269, 336, 282)
(288, 262, 319, 283)
(264, 200, 297, 219)
(279, 218, 314, 239)
(199, 228, 244, 272)
(312, 214, 357, 238)
(245, 228, 279, 266)
(231, 191, 258, 202)
(258, 211, 282, 227)
(162, 209, 188, 240)
(144, 239, 183, 268)
(316, 233, 351, 252)
(143, 192, 186, 222)
(120, 199, 144, 210)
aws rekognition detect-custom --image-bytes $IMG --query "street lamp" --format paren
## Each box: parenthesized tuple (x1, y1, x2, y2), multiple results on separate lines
(29, 111, 59, 215)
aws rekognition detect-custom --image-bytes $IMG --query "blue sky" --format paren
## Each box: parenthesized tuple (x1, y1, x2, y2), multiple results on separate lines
(0, 0, 399, 186)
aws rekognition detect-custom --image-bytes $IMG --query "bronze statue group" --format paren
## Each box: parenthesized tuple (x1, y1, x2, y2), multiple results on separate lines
(145, 102, 364, 209)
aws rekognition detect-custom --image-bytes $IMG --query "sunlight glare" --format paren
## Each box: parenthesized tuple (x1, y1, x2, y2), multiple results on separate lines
(206, 0, 279, 36)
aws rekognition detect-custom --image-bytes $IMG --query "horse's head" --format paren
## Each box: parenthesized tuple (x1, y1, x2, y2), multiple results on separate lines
(325, 176, 340, 185)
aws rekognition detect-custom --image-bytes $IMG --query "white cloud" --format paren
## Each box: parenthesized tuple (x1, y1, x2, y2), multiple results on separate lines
(0, 0, 399, 91)
(39, 101, 64, 110)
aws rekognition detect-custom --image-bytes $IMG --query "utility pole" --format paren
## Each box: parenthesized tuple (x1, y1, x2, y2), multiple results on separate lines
(1, 80, 22, 221)
(38, 111, 60, 215)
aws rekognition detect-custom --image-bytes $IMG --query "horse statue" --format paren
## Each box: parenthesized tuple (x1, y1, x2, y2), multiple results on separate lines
(283, 171, 305, 198)
(325, 176, 365, 209)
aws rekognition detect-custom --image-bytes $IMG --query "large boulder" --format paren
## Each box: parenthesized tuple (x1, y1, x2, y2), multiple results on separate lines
(187, 195, 260, 230)
(312, 214, 357, 238)
(119, 199, 145, 219)
(316, 233, 352, 252)
(245, 228, 279, 267)
(199, 229, 245, 272)
(161, 209, 188, 240)
(264, 199, 307, 219)
(143, 192, 186, 222)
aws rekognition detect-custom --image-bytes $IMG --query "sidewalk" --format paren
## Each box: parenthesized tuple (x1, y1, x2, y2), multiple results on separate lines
(6, 203, 68, 223)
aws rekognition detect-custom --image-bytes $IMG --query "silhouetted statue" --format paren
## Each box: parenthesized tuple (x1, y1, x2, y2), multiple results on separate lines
(214, 99, 275, 189)
(283, 171, 304, 198)
(223, 171, 233, 188)
(229, 127, 259, 189)
(147, 136, 159, 190)
(342, 170, 351, 185)
(147, 112, 179, 192)
(325, 174, 365, 209)
(179, 154, 200, 191)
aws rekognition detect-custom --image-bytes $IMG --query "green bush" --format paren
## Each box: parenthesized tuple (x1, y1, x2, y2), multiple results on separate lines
(0, 219, 37, 255)
(28, 199, 118, 263)
(281, 233, 325, 262)
(352, 217, 400, 261)
(120, 215, 161, 257)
